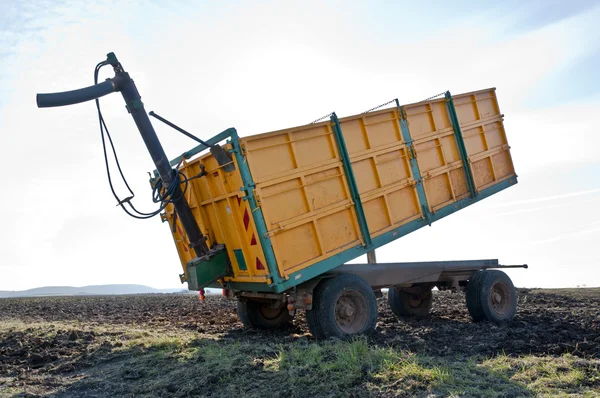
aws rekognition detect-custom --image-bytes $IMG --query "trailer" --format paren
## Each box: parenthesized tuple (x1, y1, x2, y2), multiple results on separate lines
(37, 53, 526, 339)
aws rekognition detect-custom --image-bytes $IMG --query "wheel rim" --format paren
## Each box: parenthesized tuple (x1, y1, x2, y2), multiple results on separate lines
(259, 303, 283, 320)
(334, 289, 368, 334)
(408, 295, 423, 309)
(489, 282, 510, 315)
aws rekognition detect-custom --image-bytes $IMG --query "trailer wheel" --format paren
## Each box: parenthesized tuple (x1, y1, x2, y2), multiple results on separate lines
(388, 287, 432, 318)
(306, 274, 378, 339)
(305, 303, 325, 340)
(236, 299, 292, 329)
(466, 270, 517, 323)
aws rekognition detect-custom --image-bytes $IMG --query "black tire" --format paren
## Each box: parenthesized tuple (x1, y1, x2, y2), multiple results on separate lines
(306, 274, 378, 340)
(236, 299, 292, 329)
(236, 299, 254, 327)
(466, 270, 486, 322)
(306, 282, 325, 340)
(305, 304, 325, 340)
(388, 287, 432, 318)
(466, 270, 517, 323)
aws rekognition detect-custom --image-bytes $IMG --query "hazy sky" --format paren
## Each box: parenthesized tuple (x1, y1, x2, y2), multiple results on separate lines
(1, 0, 599, 290)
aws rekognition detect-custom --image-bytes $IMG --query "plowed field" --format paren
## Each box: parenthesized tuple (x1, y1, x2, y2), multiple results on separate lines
(1, 288, 599, 397)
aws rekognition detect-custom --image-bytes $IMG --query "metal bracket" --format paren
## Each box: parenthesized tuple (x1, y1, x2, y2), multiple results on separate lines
(160, 212, 168, 223)
(422, 205, 431, 226)
(240, 183, 255, 192)
(406, 142, 417, 160)
(254, 190, 262, 207)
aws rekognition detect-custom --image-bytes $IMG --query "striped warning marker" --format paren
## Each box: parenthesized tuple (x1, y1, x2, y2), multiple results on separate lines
(243, 209, 250, 231)
(235, 194, 266, 272)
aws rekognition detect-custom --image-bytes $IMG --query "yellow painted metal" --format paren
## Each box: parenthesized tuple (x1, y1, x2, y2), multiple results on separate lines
(405, 88, 514, 211)
(165, 144, 270, 285)
(167, 88, 515, 286)
(243, 107, 423, 279)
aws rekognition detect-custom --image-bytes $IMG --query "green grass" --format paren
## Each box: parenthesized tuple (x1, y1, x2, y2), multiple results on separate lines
(482, 354, 599, 396)
(1, 321, 599, 397)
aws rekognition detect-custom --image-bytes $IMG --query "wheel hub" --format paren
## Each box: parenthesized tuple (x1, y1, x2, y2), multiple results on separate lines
(490, 283, 510, 315)
(259, 302, 284, 320)
(341, 303, 355, 317)
(408, 295, 423, 308)
(334, 290, 368, 334)
(492, 292, 502, 304)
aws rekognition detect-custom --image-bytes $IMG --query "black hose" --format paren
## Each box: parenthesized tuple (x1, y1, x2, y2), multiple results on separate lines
(93, 61, 189, 220)
(37, 79, 117, 108)
(36, 58, 191, 222)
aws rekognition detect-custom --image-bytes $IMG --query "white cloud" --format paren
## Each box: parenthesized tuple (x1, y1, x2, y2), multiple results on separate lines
(494, 188, 600, 208)
(1, 1, 599, 290)
(496, 197, 599, 216)
(506, 100, 600, 173)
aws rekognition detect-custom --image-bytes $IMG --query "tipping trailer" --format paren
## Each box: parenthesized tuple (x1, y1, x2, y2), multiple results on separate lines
(37, 53, 526, 339)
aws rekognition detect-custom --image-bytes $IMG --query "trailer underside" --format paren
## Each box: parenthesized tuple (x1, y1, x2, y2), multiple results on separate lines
(327, 259, 528, 289)
(231, 258, 527, 339)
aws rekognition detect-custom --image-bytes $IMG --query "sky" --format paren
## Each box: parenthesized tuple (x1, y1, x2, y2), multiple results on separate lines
(1, 0, 599, 291)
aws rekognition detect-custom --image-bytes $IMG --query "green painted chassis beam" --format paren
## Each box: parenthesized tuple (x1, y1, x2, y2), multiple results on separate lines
(330, 113, 372, 247)
(445, 92, 477, 198)
(395, 99, 432, 224)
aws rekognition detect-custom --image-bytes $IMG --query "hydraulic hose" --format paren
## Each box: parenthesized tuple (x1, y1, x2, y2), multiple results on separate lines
(37, 79, 117, 108)
(35, 53, 210, 257)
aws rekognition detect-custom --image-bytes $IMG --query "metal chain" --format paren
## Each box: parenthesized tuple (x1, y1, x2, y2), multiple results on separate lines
(420, 90, 448, 102)
(309, 111, 334, 124)
(361, 98, 397, 114)
(309, 91, 447, 124)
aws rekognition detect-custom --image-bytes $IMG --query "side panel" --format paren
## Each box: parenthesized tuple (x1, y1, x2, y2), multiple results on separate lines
(241, 108, 426, 280)
(240, 88, 516, 289)
(272, 176, 517, 293)
(403, 88, 515, 212)
(452, 89, 515, 190)
(337, 109, 423, 240)
(242, 124, 363, 279)
(403, 97, 470, 212)
(166, 143, 270, 285)
(165, 88, 517, 293)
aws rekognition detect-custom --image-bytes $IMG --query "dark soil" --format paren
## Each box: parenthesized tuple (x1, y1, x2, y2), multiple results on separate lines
(1, 288, 599, 396)
(373, 288, 600, 358)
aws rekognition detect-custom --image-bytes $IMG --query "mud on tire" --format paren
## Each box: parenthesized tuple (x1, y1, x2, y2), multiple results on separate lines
(466, 270, 517, 323)
(306, 274, 378, 340)
(236, 299, 292, 329)
(388, 287, 432, 318)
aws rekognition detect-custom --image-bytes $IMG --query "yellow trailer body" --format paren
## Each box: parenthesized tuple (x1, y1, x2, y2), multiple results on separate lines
(165, 88, 516, 293)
